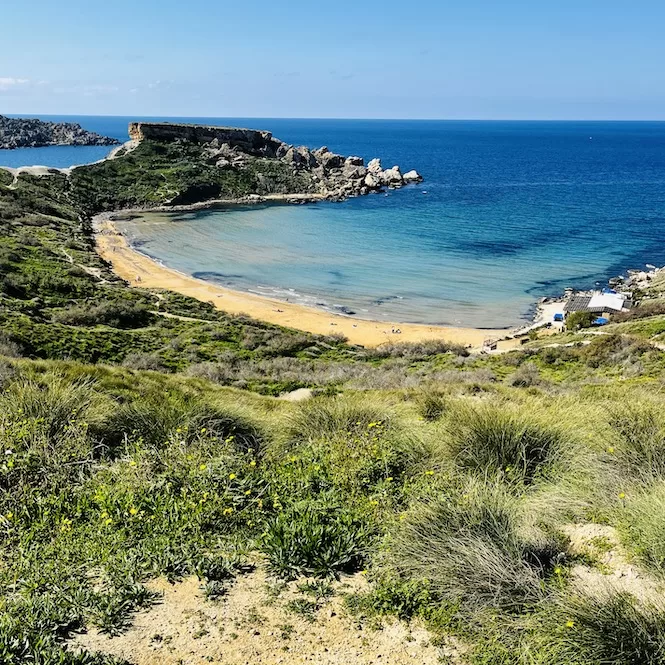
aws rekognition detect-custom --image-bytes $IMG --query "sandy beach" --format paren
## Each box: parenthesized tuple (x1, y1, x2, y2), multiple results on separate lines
(94, 216, 517, 349)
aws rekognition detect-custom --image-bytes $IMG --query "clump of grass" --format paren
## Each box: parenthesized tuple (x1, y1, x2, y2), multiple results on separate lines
(618, 481, 665, 575)
(443, 403, 570, 486)
(287, 396, 393, 441)
(390, 478, 562, 616)
(94, 394, 263, 454)
(260, 502, 371, 579)
(414, 389, 447, 421)
(543, 590, 665, 665)
(609, 403, 665, 481)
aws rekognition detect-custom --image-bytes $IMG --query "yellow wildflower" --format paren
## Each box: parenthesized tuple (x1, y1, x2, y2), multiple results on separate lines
(223, 507, 234, 516)
(249, 460, 256, 467)
(618, 492, 626, 500)
(129, 506, 138, 516)
(425, 470, 434, 476)
(199, 464, 207, 471)
(200, 427, 207, 434)
(386, 477, 393, 482)
(565, 620, 575, 628)
(229, 473, 237, 480)
(129, 460, 137, 467)
(104, 518, 113, 526)
(607, 446, 615, 454)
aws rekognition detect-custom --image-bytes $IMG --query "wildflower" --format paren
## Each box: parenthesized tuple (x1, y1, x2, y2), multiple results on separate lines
(425, 470, 434, 476)
(104, 518, 113, 526)
(245, 490, 252, 495)
(100, 511, 109, 519)
(249, 460, 256, 467)
(129, 506, 138, 516)
(129, 460, 137, 467)
(607, 446, 615, 454)
(229, 472, 237, 480)
(5, 512, 13, 520)
(223, 507, 234, 516)
(369, 499, 379, 506)
(554, 566, 562, 575)
(618, 492, 626, 500)
(199, 464, 207, 471)
(386, 477, 393, 482)
(565, 620, 575, 628)
(4, 449, 13, 455)
(200, 427, 207, 434)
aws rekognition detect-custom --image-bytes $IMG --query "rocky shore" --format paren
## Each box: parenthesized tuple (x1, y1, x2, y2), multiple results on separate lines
(0, 115, 119, 150)
(128, 121, 423, 202)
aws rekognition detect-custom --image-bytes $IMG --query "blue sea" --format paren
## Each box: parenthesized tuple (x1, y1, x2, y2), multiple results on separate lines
(2, 116, 665, 327)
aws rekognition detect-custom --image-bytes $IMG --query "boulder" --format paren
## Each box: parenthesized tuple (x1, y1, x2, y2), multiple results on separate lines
(318, 151, 344, 169)
(381, 166, 403, 185)
(343, 164, 367, 180)
(364, 173, 381, 189)
(403, 169, 423, 183)
(367, 158, 382, 174)
(345, 156, 364, 166)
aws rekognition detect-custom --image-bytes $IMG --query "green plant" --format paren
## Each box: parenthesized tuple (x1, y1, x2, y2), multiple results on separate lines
(261, 502, 371, 579)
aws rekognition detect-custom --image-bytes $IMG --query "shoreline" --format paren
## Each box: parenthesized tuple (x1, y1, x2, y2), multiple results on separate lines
(93, 214, 520, 350)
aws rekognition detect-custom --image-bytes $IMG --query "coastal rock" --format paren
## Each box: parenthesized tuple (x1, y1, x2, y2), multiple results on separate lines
(367, 158, 382, 174)
(126, 121, 424, 204)
(403, 169, 423, 183)
(0, 115, 119, 150)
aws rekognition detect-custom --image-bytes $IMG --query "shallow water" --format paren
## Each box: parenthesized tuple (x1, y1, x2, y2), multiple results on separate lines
(3, 117, 665, 327)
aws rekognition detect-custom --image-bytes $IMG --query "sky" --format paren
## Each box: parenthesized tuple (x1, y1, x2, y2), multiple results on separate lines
(1, 0, 664, 120)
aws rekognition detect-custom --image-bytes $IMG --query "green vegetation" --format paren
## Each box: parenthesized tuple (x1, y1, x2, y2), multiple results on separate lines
(3, 140, 665, 664)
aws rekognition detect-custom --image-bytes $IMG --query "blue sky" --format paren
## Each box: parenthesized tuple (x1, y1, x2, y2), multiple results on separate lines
(1, 0, 664, 119)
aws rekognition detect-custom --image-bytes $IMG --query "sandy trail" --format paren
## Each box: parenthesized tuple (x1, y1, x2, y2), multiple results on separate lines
(94, 217, 514, 349)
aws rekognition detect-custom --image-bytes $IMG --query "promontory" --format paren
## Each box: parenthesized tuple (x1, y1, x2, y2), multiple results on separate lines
(0, 114, 119, 150)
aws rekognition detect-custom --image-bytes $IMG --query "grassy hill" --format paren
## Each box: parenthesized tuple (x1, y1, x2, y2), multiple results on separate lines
(2, 146, 665, 664)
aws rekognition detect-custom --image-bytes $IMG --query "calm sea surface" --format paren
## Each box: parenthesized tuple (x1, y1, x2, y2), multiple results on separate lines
(2, 116, 665, 327)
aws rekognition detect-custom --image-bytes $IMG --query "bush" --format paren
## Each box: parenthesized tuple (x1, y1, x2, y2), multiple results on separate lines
(444, 403, 569, 486)
(368, 339, 469, 360)
(53, 301, 156, 329)
(507, 362, 542, 388)
(566, 311, 596, 330)
(261, 502, 370, 578)
(415, 389, 447, 421)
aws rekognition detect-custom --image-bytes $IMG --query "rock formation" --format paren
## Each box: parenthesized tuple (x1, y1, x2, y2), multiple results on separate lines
(127, 121, 423, 201)
(0, 115, 119, 150)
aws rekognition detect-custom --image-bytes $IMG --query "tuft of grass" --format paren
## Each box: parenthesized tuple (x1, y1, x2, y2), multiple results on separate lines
(544, 590, 665, 665)
(443, 403, 570, 486)
(389, 478, 563, 616)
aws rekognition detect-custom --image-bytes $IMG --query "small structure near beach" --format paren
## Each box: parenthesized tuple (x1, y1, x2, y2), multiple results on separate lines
(564, 290, 629, 318)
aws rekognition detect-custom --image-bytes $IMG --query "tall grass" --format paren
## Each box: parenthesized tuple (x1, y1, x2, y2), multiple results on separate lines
(390, 478, 562, 615)
(442, 402, 570, 486)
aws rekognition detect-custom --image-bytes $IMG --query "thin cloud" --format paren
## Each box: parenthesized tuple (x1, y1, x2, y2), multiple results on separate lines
(0, 77, 30, 91)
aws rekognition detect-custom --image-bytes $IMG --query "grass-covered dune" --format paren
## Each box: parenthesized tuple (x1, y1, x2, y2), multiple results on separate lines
(3, 142, 665, 663)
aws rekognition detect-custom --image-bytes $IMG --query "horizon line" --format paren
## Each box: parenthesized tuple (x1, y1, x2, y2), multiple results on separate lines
(6, 112, 665, 123)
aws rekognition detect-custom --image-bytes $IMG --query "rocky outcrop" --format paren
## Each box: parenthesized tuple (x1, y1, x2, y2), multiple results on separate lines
(0, 115, 119, 150)
(128, 121, 423, 201)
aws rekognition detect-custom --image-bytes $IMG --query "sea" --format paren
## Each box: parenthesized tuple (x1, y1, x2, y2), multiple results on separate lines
(2, 115, 665, 328)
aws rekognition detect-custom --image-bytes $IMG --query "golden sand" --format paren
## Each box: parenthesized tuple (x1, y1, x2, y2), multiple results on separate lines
(94, 218, 514, 349)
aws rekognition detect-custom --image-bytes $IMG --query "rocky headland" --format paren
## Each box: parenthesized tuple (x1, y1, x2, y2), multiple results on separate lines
(128, 121, 423, 203)
(0, 115, 119, 150)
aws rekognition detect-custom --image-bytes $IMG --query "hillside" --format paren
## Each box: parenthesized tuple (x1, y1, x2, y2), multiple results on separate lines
(2, 128, 665, 664)
(0, 115, 119, 150)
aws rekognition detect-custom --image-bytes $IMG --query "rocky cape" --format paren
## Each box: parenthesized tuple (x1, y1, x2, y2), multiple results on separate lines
(128, 121, 423, 202)
(0, 115, 119, 150)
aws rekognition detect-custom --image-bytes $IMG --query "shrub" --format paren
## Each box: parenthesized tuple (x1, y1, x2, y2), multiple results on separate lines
(507, 362, 542, 388)
(415, 389, 447, 421)
(444, 403, 569, 486)
(121, 352, 167, 372)
(261, 502, 371, 579)
(368, 339, 469, 360)
(53, 301, 155, 329)
(566, 311, 596, 330)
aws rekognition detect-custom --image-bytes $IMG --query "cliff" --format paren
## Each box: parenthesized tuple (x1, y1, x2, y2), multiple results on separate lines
(0, 115, 119, 150)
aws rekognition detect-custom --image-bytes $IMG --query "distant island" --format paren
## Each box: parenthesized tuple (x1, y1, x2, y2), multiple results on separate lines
(0, 114, 119, 149)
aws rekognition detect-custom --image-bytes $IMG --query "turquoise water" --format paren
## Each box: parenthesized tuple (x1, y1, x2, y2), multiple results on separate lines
(3, 117, 665, 327)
